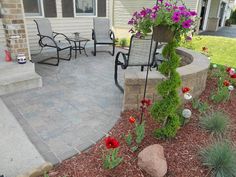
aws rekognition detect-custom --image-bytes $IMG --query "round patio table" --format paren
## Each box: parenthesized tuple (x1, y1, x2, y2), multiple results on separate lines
(67, 36, 90, 58)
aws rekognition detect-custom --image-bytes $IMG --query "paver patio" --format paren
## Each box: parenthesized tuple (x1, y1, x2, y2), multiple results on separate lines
(2, 47, 125, 164)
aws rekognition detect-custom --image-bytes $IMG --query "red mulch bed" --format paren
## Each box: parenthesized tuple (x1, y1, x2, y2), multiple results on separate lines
(46, 76, 236, 177)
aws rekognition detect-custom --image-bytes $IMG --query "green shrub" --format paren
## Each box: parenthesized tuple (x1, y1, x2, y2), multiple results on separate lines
(151, 39, 181, 139)
(199, 111, 230, 136)
(119, 38, 128, 47)
(200, 141, 236, 177)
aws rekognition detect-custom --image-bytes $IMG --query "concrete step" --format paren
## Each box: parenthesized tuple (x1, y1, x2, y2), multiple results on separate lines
(0, 62, 42, 96)
(0, 61, 35, 75)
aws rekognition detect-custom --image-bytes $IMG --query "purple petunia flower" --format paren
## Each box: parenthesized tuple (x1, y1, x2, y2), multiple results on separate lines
(128, 18, 134, 25)
(146, 8, 152, 14)
(173, 6, 178, 10)
(150, 13, 157, 20)
(158, 0, 163, 3)
(182, 19, 192, 28)
(178, 6, 186, 11)
(172, 14, 181, 23)
(190, 11, 197, 16)
(185, 36, 192, 41)
(165, 2, 172, 7)
(140, 9, 147, 17)
(136, 32, 142, 38)
(173, 11, 181, 17)
(153, 5, 159, 12)
(181, 11, 190, 17)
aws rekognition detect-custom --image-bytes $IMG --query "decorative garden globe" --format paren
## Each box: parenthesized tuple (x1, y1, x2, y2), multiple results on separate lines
(17, 53, 26, 64)
(184, 93, 192, 100)
(182, 109, 192, 119)
(213, 64, 217, 68)
(228, 85, 234, 91)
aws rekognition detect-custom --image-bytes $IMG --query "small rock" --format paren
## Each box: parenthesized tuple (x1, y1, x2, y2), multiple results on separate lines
(138, 144, 167, 177)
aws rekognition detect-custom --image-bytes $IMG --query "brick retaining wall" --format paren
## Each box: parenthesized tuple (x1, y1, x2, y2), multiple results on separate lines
(123, 47, 210, 110)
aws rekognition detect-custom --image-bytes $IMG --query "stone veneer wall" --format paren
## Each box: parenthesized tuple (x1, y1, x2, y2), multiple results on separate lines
(123, 47, 210, 110)
(1, 0, 30, 60)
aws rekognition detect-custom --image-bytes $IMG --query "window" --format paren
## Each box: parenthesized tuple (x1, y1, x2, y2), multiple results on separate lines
(75, 0, 96, 16)
(23, 0, 43, 16)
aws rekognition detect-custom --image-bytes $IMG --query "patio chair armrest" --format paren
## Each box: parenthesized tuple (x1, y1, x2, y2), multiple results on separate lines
(109, 29, 115, 42)
(37, 34, 58, 48)
(53, 32, 71, 45)
(92, 29, 96, 41)
(115, 51, 128, 69)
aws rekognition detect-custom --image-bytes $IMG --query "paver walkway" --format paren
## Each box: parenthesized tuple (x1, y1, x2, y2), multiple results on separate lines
(200, 25, 236, 38)
(2, 48, 124, 164)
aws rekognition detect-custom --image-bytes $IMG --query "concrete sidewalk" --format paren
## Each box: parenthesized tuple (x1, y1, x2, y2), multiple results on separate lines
(0, 98, 45, 177)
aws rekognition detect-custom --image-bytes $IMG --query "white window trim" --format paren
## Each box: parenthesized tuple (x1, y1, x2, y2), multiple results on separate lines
(73, 0, 98, 17)
(24, 0, 45, 18)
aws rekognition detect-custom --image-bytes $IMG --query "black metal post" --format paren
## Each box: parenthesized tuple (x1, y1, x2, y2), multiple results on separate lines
(140, 0, 159, 124)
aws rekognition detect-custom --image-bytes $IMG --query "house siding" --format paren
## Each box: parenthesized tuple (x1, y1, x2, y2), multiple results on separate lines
(113, 0, 200, 38)
(113, 0, 199, 29)
(25, 0, 110, 53)
(0, 19, 6, 48)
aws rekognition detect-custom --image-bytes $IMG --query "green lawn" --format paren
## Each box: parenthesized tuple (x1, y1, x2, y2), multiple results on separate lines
(180, 36, 236, 68)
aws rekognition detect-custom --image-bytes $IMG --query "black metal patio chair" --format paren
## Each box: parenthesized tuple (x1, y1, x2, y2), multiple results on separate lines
(34, 19, 72, 66)
(114, 35, 158, 93)
(92, 17, 115, 56)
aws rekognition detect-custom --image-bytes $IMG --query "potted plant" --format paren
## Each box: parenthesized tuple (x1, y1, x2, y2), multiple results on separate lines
(128, 0, 197, 42)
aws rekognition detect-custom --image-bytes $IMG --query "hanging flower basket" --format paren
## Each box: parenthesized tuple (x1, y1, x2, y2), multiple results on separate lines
(152, 25, 174, 43)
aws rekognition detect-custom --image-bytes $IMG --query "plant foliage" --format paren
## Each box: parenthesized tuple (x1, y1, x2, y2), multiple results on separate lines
(200, 141, 236, 177)
(151, 39, 181, 139)
(199, 111, 230, 136)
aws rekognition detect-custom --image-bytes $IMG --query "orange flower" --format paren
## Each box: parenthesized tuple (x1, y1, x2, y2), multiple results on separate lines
(129, 116, 136, 123)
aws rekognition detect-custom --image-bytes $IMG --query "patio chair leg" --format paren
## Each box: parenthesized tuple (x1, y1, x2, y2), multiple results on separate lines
(114, 58, 124, 93)
(111, 43, 115, 56)
(141, 66, 144, 71)
(93, 42, 96, 56)
(56, 49, 60, 66)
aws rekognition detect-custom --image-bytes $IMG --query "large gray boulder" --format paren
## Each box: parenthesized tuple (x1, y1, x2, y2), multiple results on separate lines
(138, 144, 167, 177)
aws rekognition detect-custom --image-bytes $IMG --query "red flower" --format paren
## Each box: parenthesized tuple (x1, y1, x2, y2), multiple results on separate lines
(226, 67, 232, 72)
(129, 116, 136, 123)
(182, 87, 190, 93)
(231, 74, 236, 78)
(141, 98, 152, 107)
(105, 137, 119, 149)
(223, 80, 230, 86)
